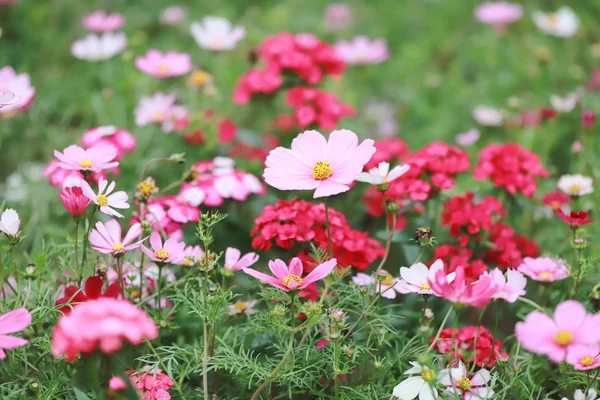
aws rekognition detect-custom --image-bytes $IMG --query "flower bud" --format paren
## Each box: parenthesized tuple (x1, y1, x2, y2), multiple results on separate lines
(414, 227, 434, 246)
(423, 308, 434, 322)
(377, 183, 389, 193)
(385, 200, 399, 213)
(573, 238, 589, 250)
(376, 271, 389, 283)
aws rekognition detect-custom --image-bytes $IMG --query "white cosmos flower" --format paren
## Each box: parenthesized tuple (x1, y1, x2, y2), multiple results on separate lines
(439, 361, 494, 399)
(227, 299, 258, 316)
(392, 361, 438, 400)
(0, 209, 20, 237)
(356, 162, 410, 185)
(557, 174, 593, 196)
(71, 32, 127, 61)
(561, 389, 600, 400)
(80, 177, 129, 218)
(533, 7, 580, 38)
(352, 271, 401, 299)
(396, 260, 455, 296)
(473, 106, 505, 126)
(190, 16, 246, 51)
(550, 93, 578, 113)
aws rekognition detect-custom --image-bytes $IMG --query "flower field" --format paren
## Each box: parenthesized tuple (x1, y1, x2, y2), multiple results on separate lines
(1, 1, 600, 399)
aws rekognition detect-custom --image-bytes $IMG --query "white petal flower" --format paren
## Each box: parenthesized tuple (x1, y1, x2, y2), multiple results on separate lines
(550, 93, 578, 113)
(71, 32, 127, 62)
(190, 16, 246, 51)
(392, 362, 438, 400)
(473, 106, 505, 126)
(80, 177, 129, 218)
(557, 174, 593, 196)
(356, 161, 410, 185)
(396, 260, 455, 296)
(0, 209, 20, 237)
(533, 7, 580, 38)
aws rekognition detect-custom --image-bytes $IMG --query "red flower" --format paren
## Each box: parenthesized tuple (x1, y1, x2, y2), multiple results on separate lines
(556, 209, 594, 227)
(582, 109, 596, 129)
(233, 66, 283, 105)
(55, 276, 121, 315)
(407, 142, 471, 191)
(364, 138, 410, 170)
(542, 190, 570, 210)
(441, 192, 505, 240)
(540, 108, 558, 120)
(430, 326, 508, 367)
(218, 119, 237, 144)
(433, 245, 488, 281)
(484, 222, 539, 269)
(285, 86, 355, 130)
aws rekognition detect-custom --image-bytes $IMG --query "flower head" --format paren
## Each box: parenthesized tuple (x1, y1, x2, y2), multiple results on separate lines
(224, 247, 259, 272)
(474, 2, 523, 33)
(473, 106, 505, 126)
(566, 345, 600, 370)
(455, 128, 480, 147)
(0, 208, 20, 237)
(264, 130, 376, 198)
(141, 232, 186, 264)
(80, 177, 129, 218)
(551, 93, 578, 113)
(228, 299, 258, 316)
(135, 49, 192, 78)
(533, 7, 580, 38)
(561, 389, 600, 400)
(432, 326, 508, 368)
(335, 36, 389, 65)
(55, 276, 121, 315)
(71, 32, 127, 61)
(177, 245, 204, 267)
(243, 257, 337, 292)
(51, 298, 158, 361)
(82, 10, 124, 32)
(392, 361, 438, 400)
(429, 266, 496, 308)
(0, 308, 31, 359)
(482, 268, 526, 303)
(352, 271, 400, 299)
(556, 209, 594, 227)
(542, 190, 570, 210)
(0, 67, 36, 117)
(356, 161, 410, 185)
(518, 257, 569, 282)
(190, 16, 246, 51)
(516, 300, 600, 363)
(89, 219, 145, 256)
(160, 6, 186, 25)
(59, 185, 91, 217)
(439, 361, 494, 399)
(558, 174, 593, 196)
(397, 260, 455, 296)
(81, 126, 136, 159)
(134, 92, 177, 127)
(54, 144, 119, 172)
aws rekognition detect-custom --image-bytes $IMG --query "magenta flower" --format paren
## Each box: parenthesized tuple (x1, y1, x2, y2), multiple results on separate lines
(82, 10, 125, 32)
(80, 177, 129, 218)
(566, 344, 600, 370)
(89, 219, 145, 256)
(515, 300, 600, 363)
(54, 144, 119, 172)
(335, 36, 389, 65)
(0, 66, 36, 117)
(474, 2, 523, 34)
(224, 247, 259, 272)
(518, 257, 569, 282)
(264, 130, 375, 198)
(141, 232, 186, 264)
(81, 126, 136, 159)
(135, 50, 192, 78)
(482, 268, 527, 303)
(243, 257, 337, 292)
(0, 308, 31, 359)
(429, 266, 496, 308)
(59, 185, 91, 217)
(134, 92, 177, 127)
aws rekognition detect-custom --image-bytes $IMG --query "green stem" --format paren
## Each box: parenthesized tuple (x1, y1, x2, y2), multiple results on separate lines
(574, 246, 584, 299)
(427, 306, 453, 352)
(470, 306, 488, 373)
(157, 264, 163, 312)
(324, 199, 333, 259)
(333, 338, 341, 400)
(116, 257, 125, 299)
(517, 296, 549, 314)
(74, 220, 80, 285)
(202, 267, 210, 400)
(81, 209, 97, 276)
(374, 212, 396, 274)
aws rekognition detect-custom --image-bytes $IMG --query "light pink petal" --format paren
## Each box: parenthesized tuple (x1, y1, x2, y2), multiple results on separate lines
(264, 148, 318, 191)
(236, 252, 259, 269)
(149, 232, 163, 251)
(313, 179, 349, 198)
(301, 259, 337, 287)
(268, 259, 290, 281)
(0, 308, 32, 334)
(290, 130, 327, 166)
(288, 257, 303, 277)
(122, 223, 142, 245)
(554, 300, 587, 331)
(0, 335, 28, 349)
(242, 268, 287, 291)
(470, 369, 491, 386)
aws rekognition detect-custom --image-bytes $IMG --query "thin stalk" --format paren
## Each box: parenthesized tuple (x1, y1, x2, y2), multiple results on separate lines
(333, 338, 341, 400)
(574, 246, 584, 298)
(517, 296, 548, 314)
(74, 220, 80, 285)
(375, 213, 396, 274)
(157, 264, 163, 313)
(81, 208, 97, 276)
(427, 306, 453, 352)
(116, 257, 125, 299)
(470, 306, 488, 373)
(324, 199, 333, 259)
(202, 268, 210, 400)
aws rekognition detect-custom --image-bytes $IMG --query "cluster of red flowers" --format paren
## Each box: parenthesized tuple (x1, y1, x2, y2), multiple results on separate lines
(430, 326, 508, 367)
(138, 196, 201, 240)
(251, 199, 384, 270)
(184, 113, 238, 146)
(441, 192, 505, 245)
(473, 143, 548, 197)
(484, 222, 540, 269)
(364, 138, 410, 170)
(55, 276, 120, 315)
(109, 367, 173, 400)
(433, 245, 488, 280)
(284, 86, 355, 130)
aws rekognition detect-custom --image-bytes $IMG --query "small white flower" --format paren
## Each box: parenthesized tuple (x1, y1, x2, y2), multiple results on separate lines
(396, 260, 455, 296)
(392, 361, 438, 400)
(562, 389, 600, 400)
(190, 16, 246, 51)
(352, 271, 400, 299)
(80, 177, 129, 218)
(0, 209, 20, 237)
(455, 128, 481, 147)
(356, 162, 410, 185)
(550, 93, 578, 113)
(71, 32, 127, 62)
(439, 361, 494, 399)
(227, 299, 258, 316)
(533, 7, 580, 38)
(177, 186, 206, 207)
(557, 174, 593, 196)
(473, 106, 505, 126)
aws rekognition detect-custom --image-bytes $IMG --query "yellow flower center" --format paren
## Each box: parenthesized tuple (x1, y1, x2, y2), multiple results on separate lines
(112, 243, 124, 252)
(457, 377, 472, 391)
(312, 161, 333, 180)
(282, 274, 304, 288)
(381, 275, 394, 286)
(155, 249, 170, 261)
(190, 70, 211, 86)
(550, 201, 561, 210)
(555, 330, 573, 346)
(79, 160, 93, 169)
(539, 272, 554, 280)
(184, 257, 194, 266)
(581, 356, 595, 366)
(420, 283, 431, 291)
(154, 112, 165, 121)
(97, 194, 109, 206)
(569, 184, 582, 194)
(234, 301, 247, 312)
(137, 180, 156, 197)
(158, 64, 169, 73)
(547, 14, 558, 25)
(421, 369, 435, 382)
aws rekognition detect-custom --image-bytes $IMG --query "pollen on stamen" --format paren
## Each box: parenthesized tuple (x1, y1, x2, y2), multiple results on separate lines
(112, 243, 124, 252)
(312, 161, 333, 180)
(155, 249, 170, 261)
(79, 160, 93, 169)
(581, 356, 595, 366)
(97, 194, 109, 207)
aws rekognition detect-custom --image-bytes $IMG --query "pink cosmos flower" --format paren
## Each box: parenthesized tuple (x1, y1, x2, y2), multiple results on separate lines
(0, 66, 36, 117)
(396, 260, 456, 296)
(80, 177, 129, 218)
(264, 130, 376, 198)
(89, 219, 145, 256)
(518, 257, 569, 282)
(455, 128, 481, 147)
(243, 257, 337, 292)
(323, 3, 354, 31)
(566, 344, 600, 370)
(0, 208, 20, 237)
(482, 268, 526, 303)
(82, 10, 125, 32)
(224, 247, 259, 272)
(54, 144, 119, 172)
(51, 298, 158, 361)
(335, 36, 389, 65)
(474, 2, 523, 34)
(177, 245, 204, 267)
(439, 361, 494, 399)
(0, 90, 18, 107)
(141, 232, 186, 264)
(0, 308, 32, 359)
(134, 92, 177, 127)
(135, 50, 192, 78)
(352, 271, 401, 299)
(515, 300, 600, 363)
(59, 185, 91, 217)
(429, 266, 496, 308)
(81, 126, 136, 159)
(160, 6, 186, 25)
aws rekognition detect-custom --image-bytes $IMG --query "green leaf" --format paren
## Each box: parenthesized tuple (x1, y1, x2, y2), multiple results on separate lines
(73, 388, 92, 400)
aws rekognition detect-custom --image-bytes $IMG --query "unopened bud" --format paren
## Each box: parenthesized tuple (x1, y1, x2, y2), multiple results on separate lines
(25, 263, 36, 277)
(29, 382, 39, 393)
(373, 361, 383, 369)
(344, 346, 354, 356)
(376, 271, 389, 283)
(377, 183, 389, 192)
(423, 308, 434, 322)
(573, 238, 589, 250)
(272, 305, 286, 316)
(168, 153, 186, 164)
(591, 291, 600, 312)
(414, 227, 434, 246)
(330, 332, 340, 340)
(385, 200, 399, 213)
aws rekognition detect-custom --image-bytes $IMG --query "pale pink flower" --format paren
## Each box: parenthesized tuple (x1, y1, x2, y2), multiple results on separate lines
(89, 219, 145, 256)
(224, 247, 259, 272)
(177, 245, 204, 267)
(323, 3, 354, 31)
(264, 130, 376, 198)
(455, 128, 481, 147)
(228, 299, 258, 316)
(54, 144, 119, 172)
(80, 177, 129, 218)
(473, 106, 505, 126)
(566, 344, 600, 370)
(82, 10, 125, 32)
(160, 6, 186, 25)
(397, 260, 456, 296)
(135, 49, 192, 78)
(482, 268, 526, 303)
(335, 36, 389, 65)
(518, 257, 569, 282)
(81, 126, 136, 159)
(352, 271, 400, 299)
(141, 232, 186, 264)
(0, 90, 18, 107)
(134, 92, 177, 127)
(243, 257, 337, 292)
(43, 160, 83, 188)
(429, 266, 496, 308)
(0, 208, 20, 237)
(177, 186, 206, 207)
(515, 300, 600, 363)
(190, 16, 246, 51)
(59, 185, 91, 217)
(0, 308, 31, 359)
(474, 2, 523, 34)
(551, 93, 578, 113)
(356, 161, 410, 185)
(161, 105, 191, 133)
(51, 298, 158, 361)
(71, 33, 127, 62)
(572, 140, 583, 154)
(0, 66, 36, 117)
(439, 361, 494, 399)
